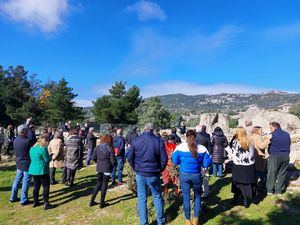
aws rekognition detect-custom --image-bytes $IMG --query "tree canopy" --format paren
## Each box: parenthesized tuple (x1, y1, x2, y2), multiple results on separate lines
(137, 97, 171, 131)
(92, 81, 142, 124)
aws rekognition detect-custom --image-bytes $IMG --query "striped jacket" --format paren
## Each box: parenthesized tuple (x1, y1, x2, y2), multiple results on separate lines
(171, 142, 212, 174)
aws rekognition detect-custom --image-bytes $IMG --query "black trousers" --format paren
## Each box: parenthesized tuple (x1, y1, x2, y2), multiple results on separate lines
(92, 172, 110, 204)
(50, 167, 65, 183)
(66, 168, 76, 185)
(33, 175, 50, 203)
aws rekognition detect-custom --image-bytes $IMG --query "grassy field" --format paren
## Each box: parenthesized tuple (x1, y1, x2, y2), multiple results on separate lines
(0, 161, 299, 225)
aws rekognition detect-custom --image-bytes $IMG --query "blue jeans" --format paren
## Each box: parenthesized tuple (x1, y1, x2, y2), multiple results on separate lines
(213, 163, 223, 177)
(111, 156, 125, 182)
(136, 174, 165, 225)
(86, 148, 94, 166)
(10, 169, 32, 204)
(180, 173, 202, 220)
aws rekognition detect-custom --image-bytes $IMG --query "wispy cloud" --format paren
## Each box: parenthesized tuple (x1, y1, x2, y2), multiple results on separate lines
(126, 0, 166, 21)
(75, 99, 93, 108)
(263, 21, 300, 41)
(118, 25, 243, 76)
(141, 81, 270, 97)
(0, 0, 69, 33)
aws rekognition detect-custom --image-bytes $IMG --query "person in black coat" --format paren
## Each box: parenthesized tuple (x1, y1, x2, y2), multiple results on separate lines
(125, 126, 139, 147)
(211, 127, 228, 177)
(195, 125, 211, 153)
(89, 134, 116, 208)
(171, 127, 181, 145)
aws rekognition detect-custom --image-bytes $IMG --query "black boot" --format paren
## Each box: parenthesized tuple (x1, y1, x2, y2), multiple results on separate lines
(243, 198, 250, 208)
(232, 193, 240, 205)
(44, 202, 55, 210)
(89, 194, 97, 207)
(100, 202, 109, 209)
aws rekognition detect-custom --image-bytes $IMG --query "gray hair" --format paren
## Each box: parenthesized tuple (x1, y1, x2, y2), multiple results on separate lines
(89, 127, 95, 133)
(17, 124, 29, 135)
(144, 123, 155, 132)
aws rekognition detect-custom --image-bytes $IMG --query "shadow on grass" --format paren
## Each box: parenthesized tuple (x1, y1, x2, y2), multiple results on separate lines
(220, 193, 300, 225)
(0, 164, 16, 172)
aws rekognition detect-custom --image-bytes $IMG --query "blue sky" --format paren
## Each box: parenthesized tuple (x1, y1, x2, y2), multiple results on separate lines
(0, 0, 300, 106)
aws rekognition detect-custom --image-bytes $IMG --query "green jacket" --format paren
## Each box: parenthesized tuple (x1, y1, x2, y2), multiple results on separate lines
(28, 145, 51, 175)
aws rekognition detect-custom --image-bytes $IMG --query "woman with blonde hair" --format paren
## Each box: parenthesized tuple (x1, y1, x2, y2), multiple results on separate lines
(28, 135, 55, 210)
(252, 126, 271, 184)
(231, 127, 256, 208)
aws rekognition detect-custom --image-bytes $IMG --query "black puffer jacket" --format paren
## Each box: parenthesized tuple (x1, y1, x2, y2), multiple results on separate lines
(65, 135, 83, 170)
(196, 131, 212, 153)
(211, 131, 228, 163)
(93, 143, 116, 173)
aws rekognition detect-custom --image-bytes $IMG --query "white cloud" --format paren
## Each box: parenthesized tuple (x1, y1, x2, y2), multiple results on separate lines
(263, 21, 300, 41)
(126, 0, 166, 21)
(141, 81, 270, 98)
(0, 0, 69, 33)
(75, 99, 93, 108)
(118, 25, 243, 76)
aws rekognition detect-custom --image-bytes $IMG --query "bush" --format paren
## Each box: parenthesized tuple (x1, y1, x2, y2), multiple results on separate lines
(290, 104, 300, 119)
(229, 118, 239, 128)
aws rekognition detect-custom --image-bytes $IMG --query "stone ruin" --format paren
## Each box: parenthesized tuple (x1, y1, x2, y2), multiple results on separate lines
(199, 113, 230, 135)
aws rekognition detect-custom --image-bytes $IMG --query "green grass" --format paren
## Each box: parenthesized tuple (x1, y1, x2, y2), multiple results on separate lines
(0, 162, 299, 225)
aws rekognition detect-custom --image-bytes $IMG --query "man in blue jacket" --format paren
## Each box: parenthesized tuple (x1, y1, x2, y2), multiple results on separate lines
(112, 128, 126, 186)
(266, 122, 291, 195)
(127, 123, 167, 225)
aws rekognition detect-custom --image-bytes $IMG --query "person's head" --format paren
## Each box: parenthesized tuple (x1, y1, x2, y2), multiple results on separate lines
(100, 134, 113, 147)
(7, 124, 13, 130)
(116, 128, 122, 135)
(168, 134, 176, 144)
(195, 125, 202, 133)
(89, 127, 95, 133)
(29, 125, 35, 131)
(17, 124, 29, 137)
(69, 128, 78, 136)
(252, 126, 263, 135)
(202, 125, 207, 132)
(270, 122, 281, 133)
(144, 123, 155, 132)
(186, 130, 198, 159)
(54, 131, 63, 139)
(213, 127, 223, 134)
(171, 127, 177, 134)
(35, 135, 48, 147)
(47, 127, 53, 133)
(132, 125, 138, 131)
(235, 126, 250, 150)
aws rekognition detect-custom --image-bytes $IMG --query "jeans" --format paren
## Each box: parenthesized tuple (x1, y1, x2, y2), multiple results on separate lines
(10, 169, 32, 203)
(136, 174, 165, 225)
(179, 173, 202, 220)
(92, 172, 110, 204)
(86, 148, 94, 166)
(267, 155, 289, 194)
(111, 156, 125, 183)
(213, 163, 223, 177)
(33, 175, 50, 203)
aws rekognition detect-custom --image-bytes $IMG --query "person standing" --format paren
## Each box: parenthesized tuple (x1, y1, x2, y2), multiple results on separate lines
(86, 127, 97, 166)
(211, 127, 228, 177)
(125, 125, 139, 148)
(5, 124, 15, 156)
(127, 123, 168, 225)
(231, 127, 256, 208)
(172, 130, 211, 225)
(171, 127, 181, 145)
(251, 126, 271, 184)
(10, 125, 31, 206)
(195, 125, 212, 198)
(28, 135, 55, 210)
(89, 134, 116, 208)
(48, 131, 65, 184)
(64, 129, 83, 187)
(111, 128, 126, 186)
(266, 122, 291, 195)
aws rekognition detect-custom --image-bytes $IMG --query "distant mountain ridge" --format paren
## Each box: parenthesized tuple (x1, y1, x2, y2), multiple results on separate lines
(156, 91, 300, 113)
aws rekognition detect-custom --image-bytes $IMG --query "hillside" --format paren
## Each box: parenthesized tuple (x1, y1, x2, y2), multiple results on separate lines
(157, 91, 300, 113)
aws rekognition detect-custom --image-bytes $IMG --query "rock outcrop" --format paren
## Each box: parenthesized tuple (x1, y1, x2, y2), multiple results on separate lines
(199, 113, 229, 134)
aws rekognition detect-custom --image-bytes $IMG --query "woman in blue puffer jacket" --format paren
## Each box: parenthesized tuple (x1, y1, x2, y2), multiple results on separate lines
(172, 130, 211, 225)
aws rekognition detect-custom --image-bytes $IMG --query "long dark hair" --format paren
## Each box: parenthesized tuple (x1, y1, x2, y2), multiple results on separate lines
(186, 130, 198, 159)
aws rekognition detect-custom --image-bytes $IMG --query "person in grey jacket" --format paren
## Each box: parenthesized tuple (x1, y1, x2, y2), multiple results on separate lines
(64, 129, 83, 187)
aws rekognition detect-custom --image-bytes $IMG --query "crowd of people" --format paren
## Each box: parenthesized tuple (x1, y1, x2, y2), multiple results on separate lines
(1, 118, 291, 225)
